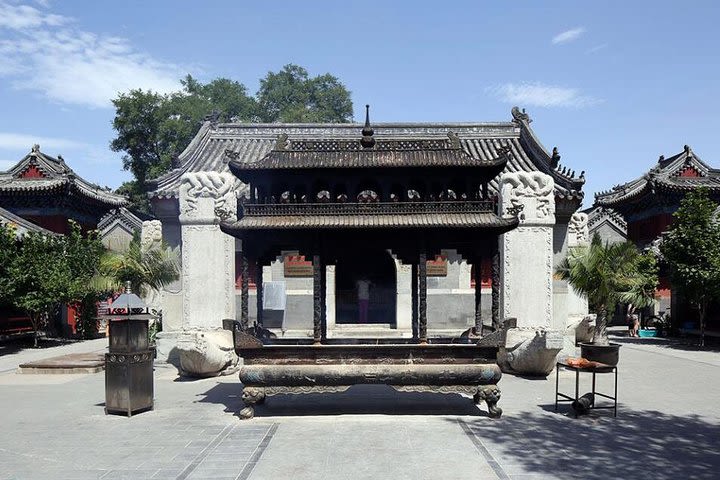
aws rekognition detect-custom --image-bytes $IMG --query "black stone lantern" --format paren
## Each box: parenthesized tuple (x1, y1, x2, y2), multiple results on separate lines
(100, 282, 155, 416)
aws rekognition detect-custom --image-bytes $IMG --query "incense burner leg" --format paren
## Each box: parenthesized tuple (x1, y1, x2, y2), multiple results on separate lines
(474, 385, 502, 419)
(240, 386, 265, 420)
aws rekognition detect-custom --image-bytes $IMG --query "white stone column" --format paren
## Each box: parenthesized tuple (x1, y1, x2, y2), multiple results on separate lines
(499, 172, 555, 328)
(497, 172, 562, 376)
(395, 258, 413, 336)
(179, 172, 237, 330)
(325, 265, 336, 335)
(566, 212, 590, 316)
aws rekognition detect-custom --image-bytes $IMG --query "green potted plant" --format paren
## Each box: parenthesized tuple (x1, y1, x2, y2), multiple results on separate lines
(556, 235, 658, 365)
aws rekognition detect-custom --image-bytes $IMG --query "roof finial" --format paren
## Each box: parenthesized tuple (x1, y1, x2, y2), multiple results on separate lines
(360, 104, 375, 149)
(550, 146, 560, 168)
(31, 144, 40, 153)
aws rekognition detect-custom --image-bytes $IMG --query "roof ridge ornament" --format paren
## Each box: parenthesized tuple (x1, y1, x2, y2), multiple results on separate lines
(360, 104, 375, 149)
(447, 131, 461, 149)
(511, 106, 532, 124)
(31, 144, 40, 153)
(550, 147, 560, 168)
(275, 133, 289, 151)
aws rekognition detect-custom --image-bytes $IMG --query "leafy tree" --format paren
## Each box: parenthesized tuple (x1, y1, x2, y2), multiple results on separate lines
(11, 232, 66, 347)
(60, 224, 105, 339)
(557, 235, 658, 345)
(4, 222, 105, 344)
(0, 223, 18, 305)
(660, 188, 720, 347)
(110, 89, 169, 187)
(110, 65, 353, 211)
(257, 65, 353, 123)
(91, 234, 180, 298)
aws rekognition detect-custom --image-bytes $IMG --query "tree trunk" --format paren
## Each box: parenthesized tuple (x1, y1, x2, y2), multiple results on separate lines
(30, 313, 39, 348)
(699, 302, 707, 348)
(592, 307, 610, 345)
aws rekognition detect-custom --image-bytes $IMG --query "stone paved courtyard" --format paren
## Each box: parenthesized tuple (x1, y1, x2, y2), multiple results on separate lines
(0, 335, 719, 480)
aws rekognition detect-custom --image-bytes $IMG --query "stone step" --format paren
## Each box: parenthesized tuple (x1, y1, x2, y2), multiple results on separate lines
(18, 352, 105, 374)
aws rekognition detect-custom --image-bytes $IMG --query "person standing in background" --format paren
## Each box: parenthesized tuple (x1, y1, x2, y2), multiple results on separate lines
(357, 278, 371, 323)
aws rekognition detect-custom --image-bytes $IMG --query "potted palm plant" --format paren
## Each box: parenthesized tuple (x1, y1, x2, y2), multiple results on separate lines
(556, 235, 658, 365)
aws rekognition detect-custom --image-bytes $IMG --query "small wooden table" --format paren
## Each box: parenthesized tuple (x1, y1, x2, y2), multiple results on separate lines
(555, 359, 617, 418)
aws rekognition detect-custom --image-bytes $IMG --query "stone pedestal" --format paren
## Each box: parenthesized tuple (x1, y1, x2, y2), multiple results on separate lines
(176, 328, 238, 378)
(498, 327, 563, 376)
(176, 172, 238, 376)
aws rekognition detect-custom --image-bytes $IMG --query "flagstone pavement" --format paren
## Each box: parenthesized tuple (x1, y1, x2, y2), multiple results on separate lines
(0, 333, 718, 480)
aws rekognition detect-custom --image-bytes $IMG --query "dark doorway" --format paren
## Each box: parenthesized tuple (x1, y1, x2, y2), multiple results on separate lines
(335, 249, 396, 325)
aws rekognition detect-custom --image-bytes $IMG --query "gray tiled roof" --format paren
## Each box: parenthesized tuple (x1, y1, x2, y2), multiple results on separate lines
(0, 146, 127, 207)
(234, 148, 506, 170)
(221, 212, 517, 230)
(595, 145, 720, 207)
(148, 108, 585, 202)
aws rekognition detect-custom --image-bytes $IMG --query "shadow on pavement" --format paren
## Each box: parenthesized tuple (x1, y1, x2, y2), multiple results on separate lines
(196, 383, 487, 418)
(459, 407, 720, 480)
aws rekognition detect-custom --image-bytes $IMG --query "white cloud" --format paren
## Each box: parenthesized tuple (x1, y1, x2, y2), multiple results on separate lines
(0, 132, 88, 150)
(586, 44, 608, 54)
(0, 2, 67, 29)
(552, 27, 586, 45)
(488, 82, 602, 108)
(0, 2, 183, 108)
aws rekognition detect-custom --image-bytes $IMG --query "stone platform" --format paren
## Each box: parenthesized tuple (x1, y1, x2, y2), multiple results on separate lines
(18, 352, 105, 374)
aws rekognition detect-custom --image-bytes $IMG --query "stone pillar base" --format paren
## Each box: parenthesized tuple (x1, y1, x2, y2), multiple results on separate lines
(498, 327, 563, 377)
(175, 328, 239, 378)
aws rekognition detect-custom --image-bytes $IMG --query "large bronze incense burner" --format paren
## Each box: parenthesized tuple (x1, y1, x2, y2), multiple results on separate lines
(224, 322, 503, 419)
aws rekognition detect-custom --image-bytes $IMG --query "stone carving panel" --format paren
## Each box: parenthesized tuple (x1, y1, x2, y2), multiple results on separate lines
(567, 212, 589, 247)
(179, 172, 237, 224)
(140, 220, 163, 252)
(500, 172, 555, 224)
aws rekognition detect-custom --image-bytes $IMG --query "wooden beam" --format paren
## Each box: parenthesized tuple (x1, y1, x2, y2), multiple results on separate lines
(474, 257, 483, 333)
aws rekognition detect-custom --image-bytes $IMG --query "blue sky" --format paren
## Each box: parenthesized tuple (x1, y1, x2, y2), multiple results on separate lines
(1, 1, 719, 205)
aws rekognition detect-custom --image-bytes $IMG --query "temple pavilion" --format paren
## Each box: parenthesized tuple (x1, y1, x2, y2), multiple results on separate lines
(147, 107, 586, 345)
(0, 144, 127, 234)
(0, 145, 128, 336)
(594, 145, 720, 333)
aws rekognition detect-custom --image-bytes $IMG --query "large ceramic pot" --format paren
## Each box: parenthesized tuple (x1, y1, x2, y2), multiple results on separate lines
(580, 342, 621, 366)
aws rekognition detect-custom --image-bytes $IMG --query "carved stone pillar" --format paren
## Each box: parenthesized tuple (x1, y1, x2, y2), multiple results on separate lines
(177, 172, 238, 377)
(562, 212, 590, 355)
(139, 219, 164, 318)
(179, 172, 237, 330)
(418, 251, 428, 344)
(499, 172, 555, 328)
(566, 212, 590, 318)
(240, 254, 249, 329)
(497, 171, 562, 376)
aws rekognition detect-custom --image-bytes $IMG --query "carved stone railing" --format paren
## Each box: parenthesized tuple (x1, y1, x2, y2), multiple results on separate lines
(241, 200, 496, 217)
